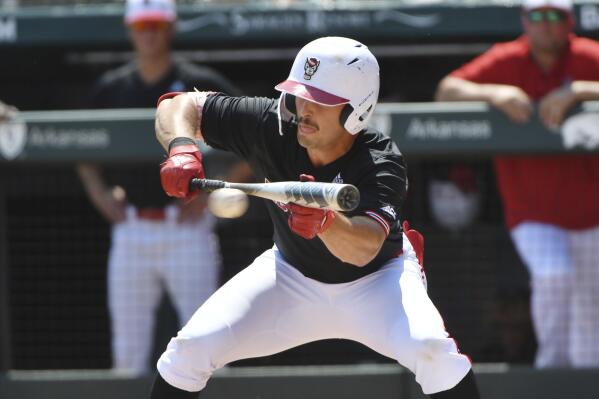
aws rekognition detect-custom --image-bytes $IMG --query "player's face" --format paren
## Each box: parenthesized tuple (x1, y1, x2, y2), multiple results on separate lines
(522, 8, 572, 55)
(128, 20, 173, 58)
(295, 97, 354, 164)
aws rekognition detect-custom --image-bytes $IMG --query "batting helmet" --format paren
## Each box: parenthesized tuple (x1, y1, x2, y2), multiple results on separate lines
(275, 36, 380, 135)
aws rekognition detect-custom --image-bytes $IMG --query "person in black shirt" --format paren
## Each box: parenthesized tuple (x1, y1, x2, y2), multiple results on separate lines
(76, 0, 243, 376)
(150, 37, 481, 399)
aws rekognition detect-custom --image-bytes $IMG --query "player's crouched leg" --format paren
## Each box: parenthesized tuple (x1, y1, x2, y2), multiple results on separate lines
(407, 336, 479, 398)
(156, 332, 222, 394)
(151, 326, 232, 398)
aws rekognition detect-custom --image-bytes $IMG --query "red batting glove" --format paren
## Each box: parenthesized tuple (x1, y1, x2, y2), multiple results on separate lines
(403, 221, 424, 267)
(287, 174, 336, 240)
(160, 138, 204, 200)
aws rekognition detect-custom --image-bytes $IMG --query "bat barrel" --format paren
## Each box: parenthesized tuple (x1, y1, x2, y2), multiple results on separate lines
(190, 178, 226, 192)
(281, 182, 360, 211)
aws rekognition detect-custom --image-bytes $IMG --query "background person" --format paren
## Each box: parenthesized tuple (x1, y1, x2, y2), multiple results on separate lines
(435, 0, 599, 368)
(76, 0, 243, 375)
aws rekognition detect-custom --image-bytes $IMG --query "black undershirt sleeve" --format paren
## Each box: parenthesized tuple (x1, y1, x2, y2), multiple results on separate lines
(201, 94, 275, 160)
(347, 158, 407, 235)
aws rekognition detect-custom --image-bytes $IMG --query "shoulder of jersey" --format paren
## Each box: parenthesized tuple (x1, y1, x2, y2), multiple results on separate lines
(487, 38, 529, 58)
(570, 36, 599, 56)
(362, 128, 399, 152)
(98, 63, 137, 86)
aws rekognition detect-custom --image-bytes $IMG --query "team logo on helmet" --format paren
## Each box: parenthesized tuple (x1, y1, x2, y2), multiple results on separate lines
(303, 57, 320, 80)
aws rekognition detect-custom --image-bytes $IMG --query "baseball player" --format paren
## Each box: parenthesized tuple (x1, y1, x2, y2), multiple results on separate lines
(149, 37, 480, 399)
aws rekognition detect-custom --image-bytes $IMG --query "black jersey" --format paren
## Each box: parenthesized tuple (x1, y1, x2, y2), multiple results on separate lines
(202, 94, 407, 284)
(90, 60, 240, 208)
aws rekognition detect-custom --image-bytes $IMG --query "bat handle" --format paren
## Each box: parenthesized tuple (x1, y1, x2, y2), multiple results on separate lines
(189, 178, 226, 192)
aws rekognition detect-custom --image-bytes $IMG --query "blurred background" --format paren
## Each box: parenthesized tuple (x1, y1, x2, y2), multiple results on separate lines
(0, 0, 598, 398)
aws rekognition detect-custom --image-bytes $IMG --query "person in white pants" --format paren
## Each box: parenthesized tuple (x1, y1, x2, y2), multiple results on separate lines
(76, 0, 242, 374)
(511, 223, 599, 366)
(108, 205, 220, 372)
(435, 0, 599, 367)
(150, 37, 481, 399)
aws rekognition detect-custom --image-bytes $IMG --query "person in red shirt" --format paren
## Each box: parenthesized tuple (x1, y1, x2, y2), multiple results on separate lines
(436, 0, 599, 368)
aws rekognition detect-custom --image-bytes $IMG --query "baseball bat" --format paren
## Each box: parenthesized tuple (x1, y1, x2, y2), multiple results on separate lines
(190, 178, 360, 212)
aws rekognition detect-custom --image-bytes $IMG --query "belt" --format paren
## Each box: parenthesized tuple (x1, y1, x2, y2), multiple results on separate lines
(136, 208, 166, 221)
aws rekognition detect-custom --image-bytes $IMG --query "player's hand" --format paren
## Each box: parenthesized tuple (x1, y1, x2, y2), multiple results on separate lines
(160, 139, 204, 200)
(92, 186, 127, 224)
(538, 85, 577, 131)
(287, 174, 335, 240)
(489, 85, 533, 124)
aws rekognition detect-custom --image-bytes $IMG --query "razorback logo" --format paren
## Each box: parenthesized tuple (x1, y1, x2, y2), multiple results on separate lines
(303, 57, 320, 80)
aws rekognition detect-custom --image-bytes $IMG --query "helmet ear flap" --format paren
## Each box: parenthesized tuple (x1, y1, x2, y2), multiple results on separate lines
(340, 104, 353, 131)
(284, 93, 297, 114)
(277, 92, 298, 136)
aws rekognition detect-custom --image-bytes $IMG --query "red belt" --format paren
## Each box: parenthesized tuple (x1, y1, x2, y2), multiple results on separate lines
(136, 208, 166, 221)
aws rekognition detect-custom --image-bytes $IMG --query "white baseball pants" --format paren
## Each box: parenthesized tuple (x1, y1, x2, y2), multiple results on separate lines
(511, 222, 599, 367)
(157, 236, 471, 395)
(108, 205, 220, 375)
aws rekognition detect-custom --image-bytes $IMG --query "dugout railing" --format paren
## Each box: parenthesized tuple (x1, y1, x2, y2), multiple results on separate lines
(2, 101, 599, 163)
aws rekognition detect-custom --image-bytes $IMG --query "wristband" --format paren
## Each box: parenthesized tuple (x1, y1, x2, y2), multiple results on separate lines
(168, 137, 198, 153)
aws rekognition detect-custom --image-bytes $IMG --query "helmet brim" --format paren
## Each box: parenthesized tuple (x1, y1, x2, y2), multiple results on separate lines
(275, 80, 350, 106)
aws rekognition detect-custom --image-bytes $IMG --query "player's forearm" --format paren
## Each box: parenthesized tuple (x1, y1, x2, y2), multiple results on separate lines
(319, 215, 386, 267)
(435, 76, 499, 102)
(0, 100, 17, 121)
(76, 163, 107, 198)
(570, 80, 599, 102)
(155, 93, 199, 151)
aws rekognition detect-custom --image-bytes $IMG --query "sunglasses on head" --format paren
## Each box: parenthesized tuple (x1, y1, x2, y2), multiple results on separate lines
(130, 20, 170, 32)
(526, 9, 568, 24)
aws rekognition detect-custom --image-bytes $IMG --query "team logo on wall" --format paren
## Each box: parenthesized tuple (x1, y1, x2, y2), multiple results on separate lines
(303, 57, 320, 80)
(0, 119, 27, 160)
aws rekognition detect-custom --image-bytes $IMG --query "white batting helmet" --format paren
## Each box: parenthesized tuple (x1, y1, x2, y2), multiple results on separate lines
(275, 36, 380, 135)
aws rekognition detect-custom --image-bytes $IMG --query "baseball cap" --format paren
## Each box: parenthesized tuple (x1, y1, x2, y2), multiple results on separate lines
(522, 0, 573, 12)
(124, 0, 176, 25)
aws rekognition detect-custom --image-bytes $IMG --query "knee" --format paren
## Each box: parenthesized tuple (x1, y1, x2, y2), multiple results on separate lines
(409, 337, 472, 394)
(157, 334, 224, 392)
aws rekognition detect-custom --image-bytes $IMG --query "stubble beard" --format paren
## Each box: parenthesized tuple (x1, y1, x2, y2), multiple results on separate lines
(297, 129, 316, 149)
